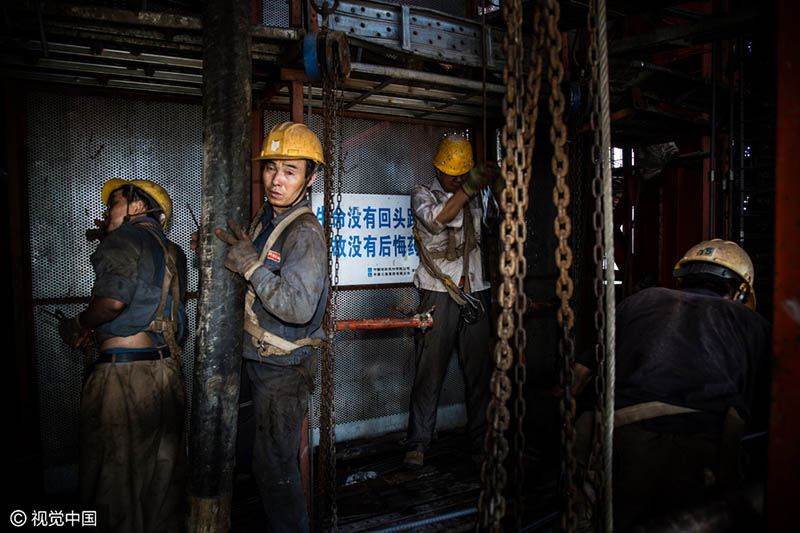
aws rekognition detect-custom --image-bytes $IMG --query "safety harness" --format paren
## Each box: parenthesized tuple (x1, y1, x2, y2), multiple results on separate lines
(413, 201, 484, 323)
(243, 206, 325, 359)
(140, 223, 183, 362)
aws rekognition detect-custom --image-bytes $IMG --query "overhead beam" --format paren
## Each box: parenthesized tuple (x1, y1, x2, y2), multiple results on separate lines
(609, 6, 760, 56)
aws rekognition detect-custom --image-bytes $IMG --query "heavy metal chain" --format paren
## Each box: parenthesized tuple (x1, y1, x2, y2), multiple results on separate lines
(478, 0, 530, 529)
(586, 0, 609, 530)
(318, 43, 339, 531)
(538, 0, 578, 531)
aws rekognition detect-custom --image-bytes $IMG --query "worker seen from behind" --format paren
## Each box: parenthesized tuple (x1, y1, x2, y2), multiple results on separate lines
(214, 121, 328, 532)
(573, 239, 770, 530)
(404, 133, 501, 468)
(59, 179, 187, 532)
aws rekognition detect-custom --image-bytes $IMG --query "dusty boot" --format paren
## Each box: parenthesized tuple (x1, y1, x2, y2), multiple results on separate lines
(403, 450, 424, 469)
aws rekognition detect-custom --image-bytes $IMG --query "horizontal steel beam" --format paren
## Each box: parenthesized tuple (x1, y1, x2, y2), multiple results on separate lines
(610, 6, 760, 55)
(350, 62, 505, 93)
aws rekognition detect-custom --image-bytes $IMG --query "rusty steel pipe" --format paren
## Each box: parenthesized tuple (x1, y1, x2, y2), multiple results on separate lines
(335, 316, 433, 331)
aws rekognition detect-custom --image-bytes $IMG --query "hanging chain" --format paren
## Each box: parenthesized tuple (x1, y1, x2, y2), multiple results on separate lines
(318, 34, 339, 530)
(478, 0, 524, 529)
(586, 0, 609, 530)
(538, 0, 578, 531)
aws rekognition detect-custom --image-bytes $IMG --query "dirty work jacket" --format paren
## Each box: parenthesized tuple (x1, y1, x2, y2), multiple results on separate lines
(90, 216, 187, 346)
(243, 199, 328, 366)
(410, 177, 488, 293)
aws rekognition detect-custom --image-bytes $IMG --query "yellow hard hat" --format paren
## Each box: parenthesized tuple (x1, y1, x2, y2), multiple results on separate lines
(101, 178, 173, 229)
(673, 238, 756, 309)
(433, 134, 474, 176)
(254, 121, 325, 166)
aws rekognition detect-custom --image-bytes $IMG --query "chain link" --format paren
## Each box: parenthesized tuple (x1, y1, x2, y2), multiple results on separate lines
(536, 0, 580, 531)
(478, 0, 524, 529)
(317, 29, 339, 530)
(586, 0, 609, 528)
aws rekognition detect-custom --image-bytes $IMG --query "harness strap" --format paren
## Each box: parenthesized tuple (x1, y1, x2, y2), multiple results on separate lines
(141, 225, 183, 363)
(243, 206, 324, 358)
(613, 401, 700, 427)
(413, 202, 478, 304)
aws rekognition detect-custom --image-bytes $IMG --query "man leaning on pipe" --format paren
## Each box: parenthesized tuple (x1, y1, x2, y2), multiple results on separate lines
(213, 122, 328, 532)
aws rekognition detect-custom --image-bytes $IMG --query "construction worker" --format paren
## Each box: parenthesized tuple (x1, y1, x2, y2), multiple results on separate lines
(404, 133, 499, 468)
(215, 122, 327, 532)
(573, 239, 770, 530)
(59, 179, 187, 532)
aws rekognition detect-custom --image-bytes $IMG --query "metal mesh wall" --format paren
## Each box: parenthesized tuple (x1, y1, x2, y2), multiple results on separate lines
(263, 0, 291, 27)
(26, 92, 201, 489)
(26, 89, 470, 489)
(263, 111, 469, 440)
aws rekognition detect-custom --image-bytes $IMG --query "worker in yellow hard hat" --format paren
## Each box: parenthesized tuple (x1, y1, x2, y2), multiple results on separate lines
(571, 238, 770, 530)
(214, 121, 327, 532)
(403, 133, 502, 469)
(59, 178, 187, 531)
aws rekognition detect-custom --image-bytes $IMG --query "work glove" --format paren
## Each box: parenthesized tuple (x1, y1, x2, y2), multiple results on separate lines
(490, 169, 506, 197)
(462, 164, 501, 197)
(59, 315, 90, 349)
(215, 220, 261, 280)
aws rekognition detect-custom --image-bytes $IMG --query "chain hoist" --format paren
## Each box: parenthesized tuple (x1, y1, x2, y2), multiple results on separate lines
(534, 0, 579, 531)
(478, 0, 525, 529)
(311, 2, 345, 530)
(581, 2, 610, 531)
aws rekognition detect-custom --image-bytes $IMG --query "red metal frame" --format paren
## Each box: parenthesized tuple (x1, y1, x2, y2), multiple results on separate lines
(768, 0, 800, 529)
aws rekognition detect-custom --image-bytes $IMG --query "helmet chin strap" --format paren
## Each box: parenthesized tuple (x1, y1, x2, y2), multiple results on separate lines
(121, 186, 162, 225)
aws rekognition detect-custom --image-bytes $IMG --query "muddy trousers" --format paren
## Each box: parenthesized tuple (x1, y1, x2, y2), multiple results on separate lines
(80, 357, 185, 533)
(406, 289, 491, 453)
(246, 356, 314, 533)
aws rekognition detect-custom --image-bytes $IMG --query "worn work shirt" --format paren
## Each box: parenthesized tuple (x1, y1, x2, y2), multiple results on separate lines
(90, 216, 187, 345)
(243, 199, 328, 366)
(410, 177, 489, 293)
(579, 287, 770, 433)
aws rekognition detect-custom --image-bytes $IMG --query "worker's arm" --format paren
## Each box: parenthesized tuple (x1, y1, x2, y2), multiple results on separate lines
(434, 189, 471, 224)
(78, 297, 126, 330)
(573, 362, 594, 397)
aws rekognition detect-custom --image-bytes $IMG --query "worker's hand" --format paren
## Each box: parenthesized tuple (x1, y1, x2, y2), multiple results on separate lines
(58, 315, 90, 349)
(85, 218, 108, 242)
(190, 231, 199, 252)
(462, 164, 501, 197)
(490, 170, 506, 197)
(215, 220, 260, 279)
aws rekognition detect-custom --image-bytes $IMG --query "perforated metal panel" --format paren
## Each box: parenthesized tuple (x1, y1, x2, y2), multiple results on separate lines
(263, 110, 469, 441)
(26, 92, 201, 490)
(263, 0, 291, 27)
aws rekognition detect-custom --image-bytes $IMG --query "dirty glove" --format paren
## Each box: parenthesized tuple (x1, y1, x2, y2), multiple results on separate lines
(490, 170, 506, 197)
(462, 164, 500, 197)
(215, 220, 261, 280)
(190, 231, 200, 252)
(59, 315, 90, 349)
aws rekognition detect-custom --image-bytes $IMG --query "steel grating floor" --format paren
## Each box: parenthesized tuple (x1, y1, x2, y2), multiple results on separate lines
(231, 427, 561, 532)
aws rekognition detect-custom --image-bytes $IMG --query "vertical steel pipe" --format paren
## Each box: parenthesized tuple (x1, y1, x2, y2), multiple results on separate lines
(188, 0, 252, 530)
(768, 1, 800, 530)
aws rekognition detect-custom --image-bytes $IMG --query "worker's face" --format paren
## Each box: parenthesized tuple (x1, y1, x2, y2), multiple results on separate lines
(104, 189, 145, 232)
(262, 159, 315, 213)
(437, 169, 468, 193)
